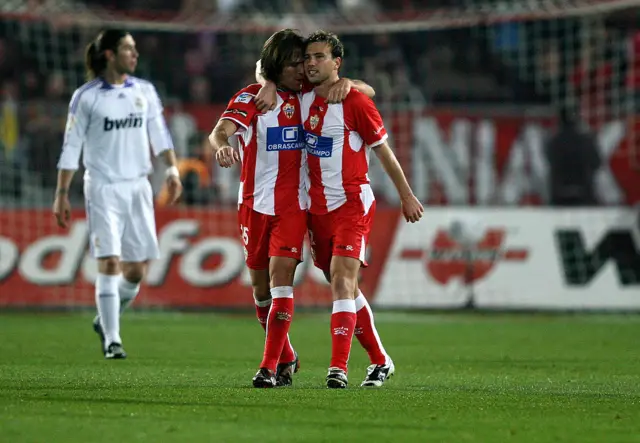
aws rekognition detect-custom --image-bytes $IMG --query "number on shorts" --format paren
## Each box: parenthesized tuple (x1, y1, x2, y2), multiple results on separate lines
(240, 225, 249, 245)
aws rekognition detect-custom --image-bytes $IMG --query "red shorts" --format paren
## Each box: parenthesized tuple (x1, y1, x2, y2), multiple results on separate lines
(238, 204, 306, 270)
(307, 199, 376, 273)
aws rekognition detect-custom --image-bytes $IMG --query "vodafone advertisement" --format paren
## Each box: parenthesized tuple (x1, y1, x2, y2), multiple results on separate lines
(0, 209, 398, 309)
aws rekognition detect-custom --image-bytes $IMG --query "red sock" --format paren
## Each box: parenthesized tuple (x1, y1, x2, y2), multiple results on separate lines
(255, 297, 296, 366)
(260, 291, 294, 372)
(255, 302, 270, 331)
(330, 300, 357, 372)
(279, 333, 296, 364)
(355, 293, 387, 365)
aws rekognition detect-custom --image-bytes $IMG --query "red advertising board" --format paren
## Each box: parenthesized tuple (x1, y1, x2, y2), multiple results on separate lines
(0, 208, 399, 308)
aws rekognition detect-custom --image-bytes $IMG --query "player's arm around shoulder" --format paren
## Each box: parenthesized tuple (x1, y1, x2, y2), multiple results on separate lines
(326, 78, 375, 104)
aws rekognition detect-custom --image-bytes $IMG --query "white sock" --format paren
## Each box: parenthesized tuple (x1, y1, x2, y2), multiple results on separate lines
(119, 276, 141, 313)
(96, 273, 121, 347)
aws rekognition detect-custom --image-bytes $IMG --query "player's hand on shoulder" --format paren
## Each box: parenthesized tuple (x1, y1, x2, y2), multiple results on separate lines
(216, 145, 241, 168)
(52, 192, 71, 229)
(165, 175, 183, 205)
(254, 82, 277, 113)
(326, 78, 352, 104)
(401, 193, 424, 223)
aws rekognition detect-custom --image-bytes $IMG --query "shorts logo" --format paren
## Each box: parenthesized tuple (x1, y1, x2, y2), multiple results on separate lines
(266, 125, 304, 151)
(336, 244, 353, 251)
(234, 92, 254, 104)
(305, 132, 333, 158)
(310, 115, 319, 130)
(283, 103, 295, 119)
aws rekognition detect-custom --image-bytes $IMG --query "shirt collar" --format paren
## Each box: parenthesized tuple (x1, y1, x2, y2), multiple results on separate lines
(100, 77, 134, 90)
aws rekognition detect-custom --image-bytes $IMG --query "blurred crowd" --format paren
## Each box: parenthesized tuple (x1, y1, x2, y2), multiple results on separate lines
(0, 1, 638, 207)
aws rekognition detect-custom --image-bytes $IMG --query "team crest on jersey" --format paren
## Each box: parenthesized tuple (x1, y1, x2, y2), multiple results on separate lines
(135, 97, 144, 108)
(310, 115, 319, 129)
(283, 103, 295, 119)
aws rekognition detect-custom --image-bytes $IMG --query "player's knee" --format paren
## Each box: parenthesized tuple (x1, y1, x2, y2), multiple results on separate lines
(250, 268, 270, 302)
(98, 256, 120, 275)
(269, 257, 297, 287)
(330, 273, 356, 300)
(123, 267, 144, 284)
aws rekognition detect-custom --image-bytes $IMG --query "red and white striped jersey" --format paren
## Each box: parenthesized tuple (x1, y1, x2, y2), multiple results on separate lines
(221, 84, 308, 215)
(301, 89, 388, 215)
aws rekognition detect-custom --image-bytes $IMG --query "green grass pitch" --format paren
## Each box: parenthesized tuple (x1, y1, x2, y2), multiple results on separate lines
(1, 311, 639, 442)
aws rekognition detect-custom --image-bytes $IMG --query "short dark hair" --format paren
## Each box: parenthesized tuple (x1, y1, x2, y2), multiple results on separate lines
(85, 29, 130, 81)
(305, 30, 344, 59)
(260, 29, 305, 84)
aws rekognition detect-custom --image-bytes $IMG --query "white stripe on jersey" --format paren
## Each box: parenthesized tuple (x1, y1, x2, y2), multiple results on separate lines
(58, 76, 174, 184)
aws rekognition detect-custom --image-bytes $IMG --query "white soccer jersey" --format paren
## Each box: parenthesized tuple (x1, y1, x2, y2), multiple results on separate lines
(58, 76, 174, 183)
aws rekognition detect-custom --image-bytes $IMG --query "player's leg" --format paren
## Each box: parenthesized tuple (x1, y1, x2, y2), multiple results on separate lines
(326, 255, 360, 388)
(95, 256, 125, 359)
(260, 210, 306, 386)
(113, 179, 159, 358)
(320, 267, 393, 386)
(239, 204, 278, 387)
(319, 269, 389, 369)
(86, 182, 125, 359)
(355, 285, 395, 387)
(239, 204, 271, 332)
(120, 180, 159, 313)
(348, 201, 394, 386)
(119, 261, 147, 312)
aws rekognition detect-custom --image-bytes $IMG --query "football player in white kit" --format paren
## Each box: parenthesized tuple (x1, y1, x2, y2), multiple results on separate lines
(53, 29, 182, 359)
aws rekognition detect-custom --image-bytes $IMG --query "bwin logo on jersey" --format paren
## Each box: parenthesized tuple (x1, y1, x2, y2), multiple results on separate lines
(266, 125, 305, 151)
(104, 113, 144, 131)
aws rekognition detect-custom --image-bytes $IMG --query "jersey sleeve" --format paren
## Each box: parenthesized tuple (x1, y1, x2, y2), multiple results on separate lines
(146, 83, 175, 156)
(346, 92, 388, 148)
(220, 88, 259, 133)
(57, 88, 91, 170)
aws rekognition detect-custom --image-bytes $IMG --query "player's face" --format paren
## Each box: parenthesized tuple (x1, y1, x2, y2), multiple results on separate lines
(279, 51, 305, 92)
(305, 42, 340, 85)
(111, 35, 138, 75)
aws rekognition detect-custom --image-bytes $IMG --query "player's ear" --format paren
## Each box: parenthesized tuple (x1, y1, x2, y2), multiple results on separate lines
(334, 57, 342, 72)
(104, 49, 115, 63)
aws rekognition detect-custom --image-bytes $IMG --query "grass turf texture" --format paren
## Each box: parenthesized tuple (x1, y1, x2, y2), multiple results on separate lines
(1, 312, 639, 442)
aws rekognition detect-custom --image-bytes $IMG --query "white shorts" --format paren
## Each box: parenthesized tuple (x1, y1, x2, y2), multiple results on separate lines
(84, 177, 160, 262)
